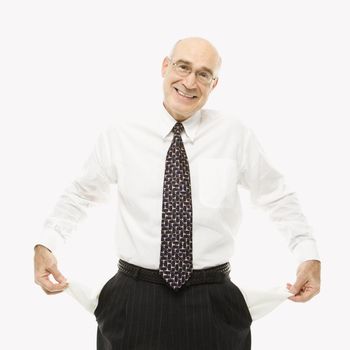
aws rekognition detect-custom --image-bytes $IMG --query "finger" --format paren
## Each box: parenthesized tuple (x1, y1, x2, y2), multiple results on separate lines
(41, 279, 68, 293)
(37, 276, 68, 293)
(288, 285, 319, 302)
(289, 291, 312, 302)
(289, 276, 307, 295)
(41, 286, 65, 295)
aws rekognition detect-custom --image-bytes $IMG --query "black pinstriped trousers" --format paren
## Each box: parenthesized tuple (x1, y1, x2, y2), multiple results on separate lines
(94, 268, 252, 350)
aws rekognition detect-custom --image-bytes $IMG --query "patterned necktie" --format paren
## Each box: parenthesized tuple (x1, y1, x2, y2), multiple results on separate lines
(159, 122, 193, 291)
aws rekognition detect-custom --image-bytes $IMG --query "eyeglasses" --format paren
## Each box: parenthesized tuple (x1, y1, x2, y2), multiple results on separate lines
(168, 58, 217, 85)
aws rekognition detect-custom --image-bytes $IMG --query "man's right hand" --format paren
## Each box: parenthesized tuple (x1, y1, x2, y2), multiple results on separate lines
(34, 244, 69, 294)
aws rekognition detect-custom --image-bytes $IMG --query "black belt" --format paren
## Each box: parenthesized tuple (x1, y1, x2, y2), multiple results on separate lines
(117, 259, 231, 287)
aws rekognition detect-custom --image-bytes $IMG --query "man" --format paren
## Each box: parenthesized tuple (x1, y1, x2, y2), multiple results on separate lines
(34, 37, 321, 349)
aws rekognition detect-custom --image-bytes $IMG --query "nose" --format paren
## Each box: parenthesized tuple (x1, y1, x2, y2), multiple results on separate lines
(182, 72, 197, 89)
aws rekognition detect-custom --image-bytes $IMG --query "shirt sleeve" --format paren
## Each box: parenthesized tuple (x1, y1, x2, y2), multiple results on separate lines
(237, 127, 320, 263)
(35, 126, 118, 254)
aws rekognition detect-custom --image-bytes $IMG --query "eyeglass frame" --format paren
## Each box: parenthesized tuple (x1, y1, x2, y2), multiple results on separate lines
(167, 57, 218, 85)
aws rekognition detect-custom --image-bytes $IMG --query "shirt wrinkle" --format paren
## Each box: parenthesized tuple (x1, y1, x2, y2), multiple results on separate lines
(37, 105, 320, 267)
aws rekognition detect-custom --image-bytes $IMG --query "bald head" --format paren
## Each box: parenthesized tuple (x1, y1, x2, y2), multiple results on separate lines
(169, 37, 222, 77)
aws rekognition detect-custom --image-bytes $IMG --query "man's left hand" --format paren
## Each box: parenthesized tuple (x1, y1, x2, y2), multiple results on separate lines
(287, 260, 321, 302)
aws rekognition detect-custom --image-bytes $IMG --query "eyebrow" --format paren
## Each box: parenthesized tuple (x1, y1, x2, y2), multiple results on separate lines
(175, 59, 214, 75)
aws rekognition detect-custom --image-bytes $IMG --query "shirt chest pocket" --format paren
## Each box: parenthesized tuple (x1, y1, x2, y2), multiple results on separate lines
(197, 158, 238, 208)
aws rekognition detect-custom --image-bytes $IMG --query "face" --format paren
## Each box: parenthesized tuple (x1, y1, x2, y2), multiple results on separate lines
(161, 39, 220, 121)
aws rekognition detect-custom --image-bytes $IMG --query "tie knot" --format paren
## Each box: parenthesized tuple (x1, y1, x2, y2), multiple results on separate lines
(172, 122, 184, 136)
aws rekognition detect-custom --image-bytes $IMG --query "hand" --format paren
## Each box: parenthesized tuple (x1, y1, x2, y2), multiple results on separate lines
(34, 244, 69, 294)
(287, 259, 321, 302)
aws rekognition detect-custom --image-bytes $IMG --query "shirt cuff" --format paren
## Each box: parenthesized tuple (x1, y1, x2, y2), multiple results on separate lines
(291, 239, 321, 263)
(34, 227, 65, 254)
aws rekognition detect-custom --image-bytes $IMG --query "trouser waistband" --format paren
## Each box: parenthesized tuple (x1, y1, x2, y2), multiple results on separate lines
(117, 259, 231, 287)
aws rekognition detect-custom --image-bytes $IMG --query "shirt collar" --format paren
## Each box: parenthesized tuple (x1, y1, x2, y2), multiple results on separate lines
(159, 102, 202, 143)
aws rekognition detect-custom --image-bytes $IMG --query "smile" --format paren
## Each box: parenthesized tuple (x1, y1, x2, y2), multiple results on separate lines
(174, 87, 197, 99)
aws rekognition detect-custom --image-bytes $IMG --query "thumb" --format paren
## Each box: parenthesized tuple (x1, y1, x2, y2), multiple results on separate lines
(48, 265, 67, 285)
(289, 276, 307, 295)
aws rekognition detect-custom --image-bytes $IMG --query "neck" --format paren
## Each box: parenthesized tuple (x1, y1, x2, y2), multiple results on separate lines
(162, 102, 192, 122)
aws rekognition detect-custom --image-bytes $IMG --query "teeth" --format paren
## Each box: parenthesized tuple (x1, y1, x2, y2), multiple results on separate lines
(176, 89, 195, 98)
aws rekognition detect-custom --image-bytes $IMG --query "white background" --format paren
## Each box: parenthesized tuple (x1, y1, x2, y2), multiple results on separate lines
(1, 0, 349, 349)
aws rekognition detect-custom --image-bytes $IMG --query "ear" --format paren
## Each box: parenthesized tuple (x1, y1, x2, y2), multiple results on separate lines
(161, 56, 170, 77)
(211, 77, 219, 91)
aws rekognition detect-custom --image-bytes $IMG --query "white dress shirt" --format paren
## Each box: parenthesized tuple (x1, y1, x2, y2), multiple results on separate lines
(37, 102, 320, 269)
